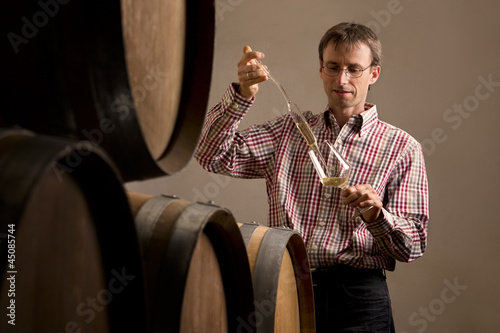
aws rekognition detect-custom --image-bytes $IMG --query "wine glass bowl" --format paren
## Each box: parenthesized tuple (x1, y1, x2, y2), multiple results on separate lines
(308, 141, 350, 189)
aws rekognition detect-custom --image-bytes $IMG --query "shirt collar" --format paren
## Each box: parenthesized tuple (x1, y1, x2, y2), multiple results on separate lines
(325, 103, 378, 137)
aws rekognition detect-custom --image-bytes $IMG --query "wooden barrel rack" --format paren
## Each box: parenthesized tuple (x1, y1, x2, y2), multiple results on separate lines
(0, 1, 319, 332)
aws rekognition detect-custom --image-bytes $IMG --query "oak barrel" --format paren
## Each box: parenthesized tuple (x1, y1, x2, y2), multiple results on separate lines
(1, 0, 215, 181)
(238, 222, 316, 333)
(128, 193, 255, 333)
(0, 129, 147, 332)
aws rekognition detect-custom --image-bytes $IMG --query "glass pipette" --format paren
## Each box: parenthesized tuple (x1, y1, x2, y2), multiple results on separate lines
(253, 59, 325, 165)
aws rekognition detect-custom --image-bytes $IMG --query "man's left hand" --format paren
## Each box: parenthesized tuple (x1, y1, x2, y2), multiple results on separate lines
(341, 184, 382, 223)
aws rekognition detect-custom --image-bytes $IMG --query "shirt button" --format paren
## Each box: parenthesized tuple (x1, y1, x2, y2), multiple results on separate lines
(324, 193, 331, 199)
(312, 244, 319, 250)
(319, 222, 326, 227)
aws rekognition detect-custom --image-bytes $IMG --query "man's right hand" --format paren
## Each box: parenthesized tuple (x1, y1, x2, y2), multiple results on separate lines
(237, 45, 268, 99)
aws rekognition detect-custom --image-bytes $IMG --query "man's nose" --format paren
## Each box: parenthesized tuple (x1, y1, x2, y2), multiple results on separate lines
(336, 69, 349, 85)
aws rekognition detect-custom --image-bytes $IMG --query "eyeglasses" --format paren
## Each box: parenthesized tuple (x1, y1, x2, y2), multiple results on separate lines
(321, 64, 372, 78)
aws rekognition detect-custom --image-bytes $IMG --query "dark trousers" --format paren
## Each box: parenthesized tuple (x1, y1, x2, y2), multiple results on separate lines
(312, 265, 395, 333)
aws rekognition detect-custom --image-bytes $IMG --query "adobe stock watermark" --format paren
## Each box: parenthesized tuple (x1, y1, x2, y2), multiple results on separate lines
(365, 0, 406, 35)
(7, 0, 70, 54)
(421, 74, 499, 156)
(51, 65, 168, 182)
(400, 277, 467, 333)
(50, 267, 136, 333)
(215, 0, 245, 22)
(191, 172, 232, 204)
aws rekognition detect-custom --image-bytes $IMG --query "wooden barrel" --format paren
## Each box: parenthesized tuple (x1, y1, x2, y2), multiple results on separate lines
(238, 223, 316, 333)
(0, 129, 147, 332)
(128, 193, 255, 333)
(1, 0, 215, 181)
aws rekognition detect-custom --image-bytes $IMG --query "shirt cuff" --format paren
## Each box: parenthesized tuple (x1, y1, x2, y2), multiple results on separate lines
(364, 208, 394, 238)
(222, 83, 255, 118)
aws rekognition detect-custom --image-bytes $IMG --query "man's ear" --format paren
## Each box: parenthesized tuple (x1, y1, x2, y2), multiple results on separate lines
(369, 65, 381, 85)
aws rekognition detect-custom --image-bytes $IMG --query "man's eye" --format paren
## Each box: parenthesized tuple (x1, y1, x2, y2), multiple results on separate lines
(328, 66, 340, 71)
(348, 68, 360, 74)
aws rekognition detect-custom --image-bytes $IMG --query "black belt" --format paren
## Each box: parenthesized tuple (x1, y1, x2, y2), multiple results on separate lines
(311, 264, 386, 278)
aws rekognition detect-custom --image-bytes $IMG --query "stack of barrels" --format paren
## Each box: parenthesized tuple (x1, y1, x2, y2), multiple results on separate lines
(0, 1, 315, 332)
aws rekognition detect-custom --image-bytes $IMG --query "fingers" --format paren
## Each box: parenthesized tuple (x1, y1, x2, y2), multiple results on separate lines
(239, 45, 265, 66)
(341, 184, 382, 211)
(341, 184, 383, 222)
(237, 45, 268, 99)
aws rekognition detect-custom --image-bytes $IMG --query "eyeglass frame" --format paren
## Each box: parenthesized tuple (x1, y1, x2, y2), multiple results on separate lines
(321, 63, 373, 78)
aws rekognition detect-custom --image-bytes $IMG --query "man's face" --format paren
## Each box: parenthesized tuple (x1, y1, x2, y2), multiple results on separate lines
(319, 42, 380, 113)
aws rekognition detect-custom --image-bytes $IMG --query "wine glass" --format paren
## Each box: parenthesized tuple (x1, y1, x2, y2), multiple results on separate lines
(308, 141, 372, 215)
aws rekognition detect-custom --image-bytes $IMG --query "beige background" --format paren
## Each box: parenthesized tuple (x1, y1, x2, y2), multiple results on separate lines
(127, 0, 500, 332)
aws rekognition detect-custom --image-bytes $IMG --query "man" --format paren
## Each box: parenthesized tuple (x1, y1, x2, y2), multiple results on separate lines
(195, 22, 429, 332)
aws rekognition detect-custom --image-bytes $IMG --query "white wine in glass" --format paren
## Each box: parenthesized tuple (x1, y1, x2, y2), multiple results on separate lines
(320, 176, 348, 188)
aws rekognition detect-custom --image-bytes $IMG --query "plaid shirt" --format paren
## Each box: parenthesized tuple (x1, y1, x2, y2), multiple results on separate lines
(195, 83, 429, 270)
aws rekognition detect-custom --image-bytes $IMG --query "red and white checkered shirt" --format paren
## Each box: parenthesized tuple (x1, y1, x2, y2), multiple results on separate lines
(195, 83, 429, 270)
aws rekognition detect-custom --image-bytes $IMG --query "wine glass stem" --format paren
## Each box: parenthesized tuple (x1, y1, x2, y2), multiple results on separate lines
(356, 206, 373, 216)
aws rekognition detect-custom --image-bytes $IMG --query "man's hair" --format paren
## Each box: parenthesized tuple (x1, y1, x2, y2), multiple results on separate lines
(318, 22, 382, 66)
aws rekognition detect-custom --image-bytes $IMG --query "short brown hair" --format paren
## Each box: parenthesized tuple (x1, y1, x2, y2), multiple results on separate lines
(318, 22, 382, 66)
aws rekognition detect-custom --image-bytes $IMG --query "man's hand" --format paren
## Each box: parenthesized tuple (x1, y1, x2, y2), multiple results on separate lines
(341, 184, 383, 223)
(237, 45, 268, 99)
